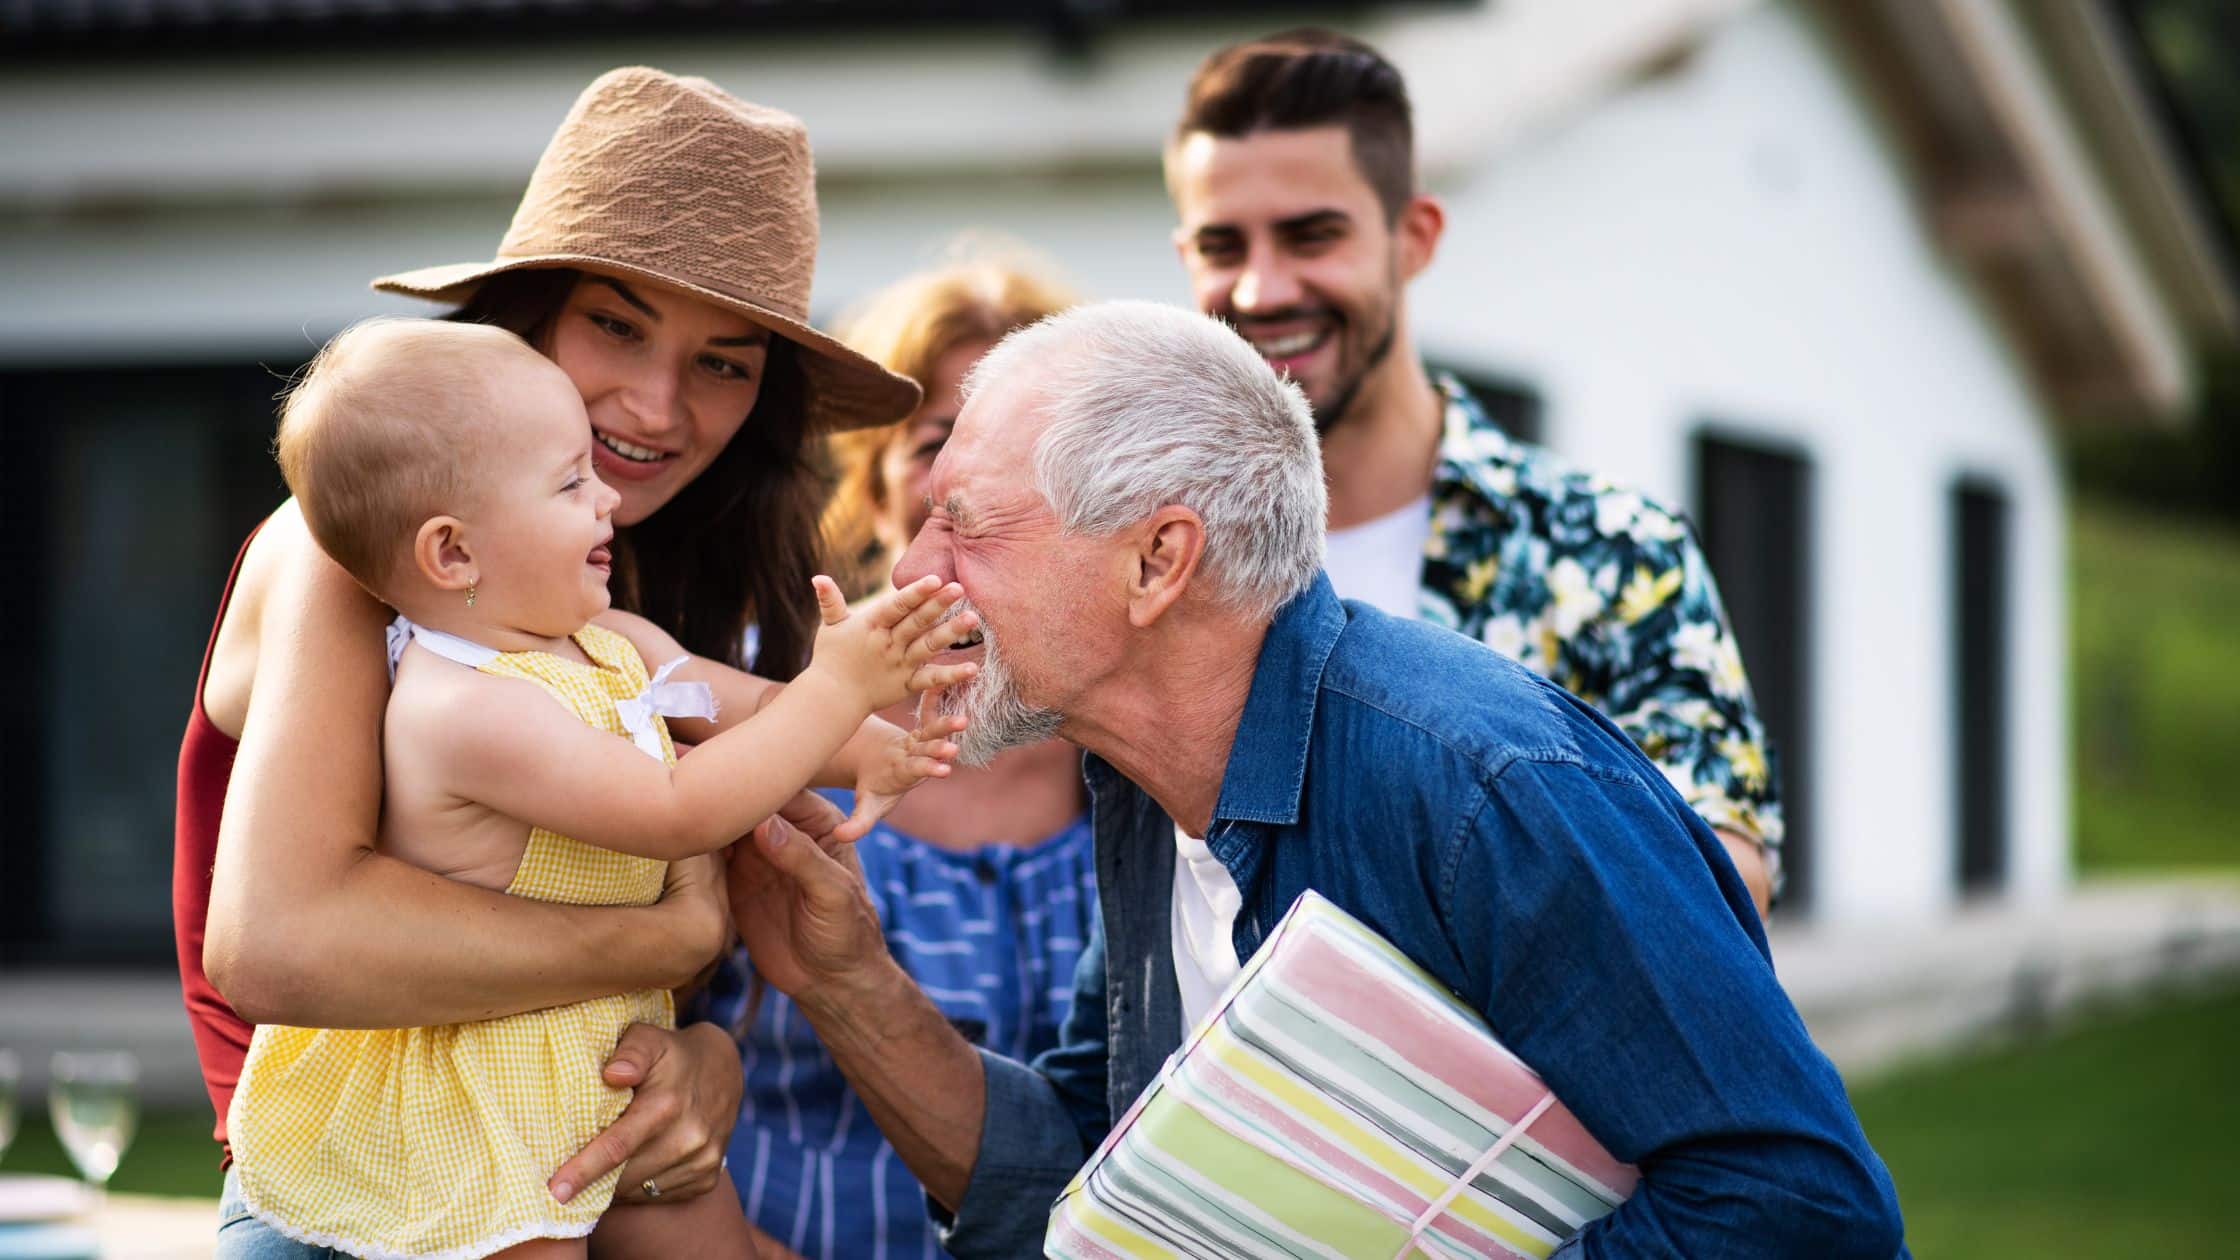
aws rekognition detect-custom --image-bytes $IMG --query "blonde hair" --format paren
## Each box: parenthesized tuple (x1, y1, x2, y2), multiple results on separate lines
(823, 255, 1078, 595)
(275, 318, 540, 593)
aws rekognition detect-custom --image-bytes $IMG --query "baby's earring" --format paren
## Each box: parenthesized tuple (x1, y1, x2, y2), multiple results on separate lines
(465, 582, 478, 608)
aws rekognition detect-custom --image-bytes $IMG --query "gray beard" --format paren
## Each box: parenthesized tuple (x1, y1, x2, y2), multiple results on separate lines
(933, 604, 1063, 766)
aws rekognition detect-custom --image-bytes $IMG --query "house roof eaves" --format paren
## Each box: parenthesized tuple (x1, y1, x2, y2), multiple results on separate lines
(1945, 0, 2195, 413)
(1830, 0, 2233, 420)
(2028, 0, 2240, 343)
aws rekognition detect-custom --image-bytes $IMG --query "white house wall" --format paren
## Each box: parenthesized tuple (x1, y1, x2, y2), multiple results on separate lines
(1411, 2, 2067, 923)
(0, 1, 2068, 926)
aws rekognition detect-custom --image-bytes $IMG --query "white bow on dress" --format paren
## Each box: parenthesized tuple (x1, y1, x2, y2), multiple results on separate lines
(614, 656, 719, 761)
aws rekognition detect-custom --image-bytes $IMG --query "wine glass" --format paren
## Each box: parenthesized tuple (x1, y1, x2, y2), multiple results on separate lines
(47, 1051, 138, 1190)
(0, 1049, 19, 1165)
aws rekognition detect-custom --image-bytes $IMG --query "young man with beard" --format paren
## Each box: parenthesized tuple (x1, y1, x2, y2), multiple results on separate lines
(1167, 30, 1780, 911)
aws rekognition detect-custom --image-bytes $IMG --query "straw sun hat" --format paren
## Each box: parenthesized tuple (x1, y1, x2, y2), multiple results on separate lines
(376, 67, 919, 431)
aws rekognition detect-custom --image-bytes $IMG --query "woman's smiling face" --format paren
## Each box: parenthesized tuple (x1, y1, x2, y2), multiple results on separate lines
(544, 272, 772, 526)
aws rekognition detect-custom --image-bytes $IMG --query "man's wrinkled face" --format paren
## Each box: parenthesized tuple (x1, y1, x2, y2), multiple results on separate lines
(888, 376, 1115, 764)
(1169, 125, 1402, 433)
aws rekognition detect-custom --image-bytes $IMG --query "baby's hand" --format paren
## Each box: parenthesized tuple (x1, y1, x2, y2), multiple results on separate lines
(837, 710, 971, 843)
(807, 575, 980, 714)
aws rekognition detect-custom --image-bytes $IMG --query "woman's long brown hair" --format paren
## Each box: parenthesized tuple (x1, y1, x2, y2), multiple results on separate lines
(448, 268, 820, 678)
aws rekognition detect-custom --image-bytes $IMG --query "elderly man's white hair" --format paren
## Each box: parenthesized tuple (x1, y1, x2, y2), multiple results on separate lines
(967, 300, 1327, 621)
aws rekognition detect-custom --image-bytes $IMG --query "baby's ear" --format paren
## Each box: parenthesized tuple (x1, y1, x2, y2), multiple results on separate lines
(412, 515, 476, 593)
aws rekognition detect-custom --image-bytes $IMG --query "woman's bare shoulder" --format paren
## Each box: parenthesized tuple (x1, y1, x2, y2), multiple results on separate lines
(255, 503, 385, 624)
(226, 501, 345, 621)
(204, 501, 388, 737)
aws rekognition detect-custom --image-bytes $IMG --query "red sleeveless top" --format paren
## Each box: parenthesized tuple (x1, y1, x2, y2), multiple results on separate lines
(173, 526, 260, 1150)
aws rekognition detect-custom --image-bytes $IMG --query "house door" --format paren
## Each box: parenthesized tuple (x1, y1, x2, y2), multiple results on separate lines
(1693, 431, 1815, 913)
(1953, 477, 2011, 895)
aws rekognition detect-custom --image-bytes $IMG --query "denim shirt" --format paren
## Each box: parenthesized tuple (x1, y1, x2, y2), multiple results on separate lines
(938, 574, 1905, 1259)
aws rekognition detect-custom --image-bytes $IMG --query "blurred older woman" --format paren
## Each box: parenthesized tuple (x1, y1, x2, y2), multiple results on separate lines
(695, 259, 1091, 1260)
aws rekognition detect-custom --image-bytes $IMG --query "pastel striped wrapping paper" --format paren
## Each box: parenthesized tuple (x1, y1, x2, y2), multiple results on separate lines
(1046, 891, 1636, 1260)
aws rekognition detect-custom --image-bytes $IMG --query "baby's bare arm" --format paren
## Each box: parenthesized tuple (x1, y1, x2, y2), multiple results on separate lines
(379, 656, 538, 893)
(430, 590, 974, 862)
(593, 609, 779, 746)
(596, 608, 927, 791)
(420, 650, 869, 863)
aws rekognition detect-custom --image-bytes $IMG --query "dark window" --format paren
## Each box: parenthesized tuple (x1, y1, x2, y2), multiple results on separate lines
(1435, 365, 1544, 446)
(1953, 477, 2011, 895)
(1692, 430, 1815, 912)
(0, 363, 291, 966)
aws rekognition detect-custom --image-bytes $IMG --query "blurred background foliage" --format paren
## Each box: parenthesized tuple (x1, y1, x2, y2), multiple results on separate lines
(2068, 0, 2240, 873)
(2074, 0, 2240, 516)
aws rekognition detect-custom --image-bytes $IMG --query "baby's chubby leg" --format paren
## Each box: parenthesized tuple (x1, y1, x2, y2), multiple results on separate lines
(588, 1166, 760, 1260)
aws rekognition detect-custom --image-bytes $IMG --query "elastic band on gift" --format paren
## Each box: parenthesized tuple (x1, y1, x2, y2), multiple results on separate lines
(1393, 1089, 1558, 1260)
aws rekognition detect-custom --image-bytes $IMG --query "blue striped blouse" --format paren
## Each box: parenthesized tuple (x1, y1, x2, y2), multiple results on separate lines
(694, 796, 1097, 1259)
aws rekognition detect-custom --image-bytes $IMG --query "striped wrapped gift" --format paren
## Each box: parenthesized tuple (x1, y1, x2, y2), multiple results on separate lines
(1046, 891, 1636, 1260)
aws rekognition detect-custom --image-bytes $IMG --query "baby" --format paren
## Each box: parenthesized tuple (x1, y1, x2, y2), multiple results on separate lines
(224, 318, 976, 1259)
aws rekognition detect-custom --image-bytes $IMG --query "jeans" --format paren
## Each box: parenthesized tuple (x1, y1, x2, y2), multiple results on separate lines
(215, 1167, 340, 1260)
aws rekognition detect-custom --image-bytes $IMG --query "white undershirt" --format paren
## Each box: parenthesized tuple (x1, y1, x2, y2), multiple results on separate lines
(1171, 823, 1244, 1029)
(1168, 499, 1428, 1023)
(1323, 494, 1432, 620)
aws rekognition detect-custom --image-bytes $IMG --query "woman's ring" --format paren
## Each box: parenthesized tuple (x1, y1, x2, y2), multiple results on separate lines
(641, 1178, 661, 1199)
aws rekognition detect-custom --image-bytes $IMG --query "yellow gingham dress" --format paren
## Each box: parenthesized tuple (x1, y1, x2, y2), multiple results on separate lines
(227, 621, 684, 1259)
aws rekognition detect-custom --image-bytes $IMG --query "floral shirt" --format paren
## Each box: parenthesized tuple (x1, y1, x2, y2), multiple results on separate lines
(1418, 376, 1784, 883)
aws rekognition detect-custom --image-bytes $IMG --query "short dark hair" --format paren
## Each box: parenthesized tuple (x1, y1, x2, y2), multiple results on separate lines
(1173, 28, 1415, 221)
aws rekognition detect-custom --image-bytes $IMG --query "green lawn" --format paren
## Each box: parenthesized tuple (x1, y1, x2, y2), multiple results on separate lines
(1855, 984, 2240, 1256)
(1870, 500, 2240, 1254)
(2070, 501, 2240, 871)
(2, 1105, 222, 1199)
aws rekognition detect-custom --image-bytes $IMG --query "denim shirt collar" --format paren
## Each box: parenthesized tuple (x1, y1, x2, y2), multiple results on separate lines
(1076, 572, 1347, 831)
(1210, 571, 1347, 827)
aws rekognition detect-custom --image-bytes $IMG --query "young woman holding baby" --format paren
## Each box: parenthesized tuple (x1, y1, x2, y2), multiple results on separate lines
(174, 68, 925, 1258)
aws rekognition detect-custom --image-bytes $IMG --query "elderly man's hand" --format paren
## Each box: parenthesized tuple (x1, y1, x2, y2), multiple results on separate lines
(724, 791, 888, 1002)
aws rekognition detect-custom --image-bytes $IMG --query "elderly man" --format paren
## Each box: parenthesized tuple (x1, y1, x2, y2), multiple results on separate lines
(730, 302, 1904, 1258)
